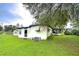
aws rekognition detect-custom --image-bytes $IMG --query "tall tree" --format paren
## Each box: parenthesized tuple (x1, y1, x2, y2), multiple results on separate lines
(23, 3, 79, 29)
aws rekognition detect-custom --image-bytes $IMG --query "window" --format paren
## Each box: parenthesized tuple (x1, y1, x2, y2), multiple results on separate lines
(19, 30, 21, 34)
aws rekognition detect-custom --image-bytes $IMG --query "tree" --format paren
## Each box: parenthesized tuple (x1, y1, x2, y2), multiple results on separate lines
(4, 25, 16, 32)
(0, 25, 3, 31)
(23, 3, 79, 30)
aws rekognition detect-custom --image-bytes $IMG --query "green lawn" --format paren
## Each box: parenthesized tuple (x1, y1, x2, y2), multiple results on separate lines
(0, 33, 79, 56)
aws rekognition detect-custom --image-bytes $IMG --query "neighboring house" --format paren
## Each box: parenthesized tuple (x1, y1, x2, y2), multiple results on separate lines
(13, 24, 52, 40)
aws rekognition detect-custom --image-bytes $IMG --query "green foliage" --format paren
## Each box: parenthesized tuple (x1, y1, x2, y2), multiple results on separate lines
(23, 3, 70, 29)
(50, 9, 69, 28)
(47, 34, 54, 40)
(64, 30, 72, 35)
(4, 25, 16, 32)
(64, 29, 79, 36)
(37, 9, 69, 29)
(23, 3, 79, 31)
(72, 29, 79, 36)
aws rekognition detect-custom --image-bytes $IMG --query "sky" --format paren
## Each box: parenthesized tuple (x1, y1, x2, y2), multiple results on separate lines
(0, 3, 35, 27)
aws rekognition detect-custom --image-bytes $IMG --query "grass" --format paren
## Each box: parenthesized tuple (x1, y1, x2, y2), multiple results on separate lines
(0, 33, 79, 56)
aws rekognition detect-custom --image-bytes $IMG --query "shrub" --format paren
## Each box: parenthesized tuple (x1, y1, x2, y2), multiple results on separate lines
(64, 30, 72, 35)
(64, 29, 79, 35)
(72, 29, 79, 36)
(47, 34, 54, 40)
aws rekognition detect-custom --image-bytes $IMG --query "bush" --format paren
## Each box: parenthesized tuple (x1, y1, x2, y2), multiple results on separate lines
(64, 30, 72, 35)
(64, 29, 79, 36)
(72, 29, 79, 36)
(47, 34, 54, 40)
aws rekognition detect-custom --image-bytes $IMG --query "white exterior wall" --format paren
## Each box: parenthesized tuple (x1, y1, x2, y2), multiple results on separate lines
(18, 29, 27, 38)
(13, 30, 19, 36)
(15, 26, 52, 40)
(27, 26, 48, 40)
(47, 28, 52, 36)
(13, 30, 17, 36)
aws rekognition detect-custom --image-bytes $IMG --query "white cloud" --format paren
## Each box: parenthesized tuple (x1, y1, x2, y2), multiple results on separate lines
(9, 3, 35, 27)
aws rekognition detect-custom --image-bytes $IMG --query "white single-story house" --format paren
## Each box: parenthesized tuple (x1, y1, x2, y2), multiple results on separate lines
(13, 24, 52, 40)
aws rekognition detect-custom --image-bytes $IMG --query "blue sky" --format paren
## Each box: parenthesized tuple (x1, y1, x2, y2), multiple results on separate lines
(0, 3, 35, 26)
(0, 3, 22, 24)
